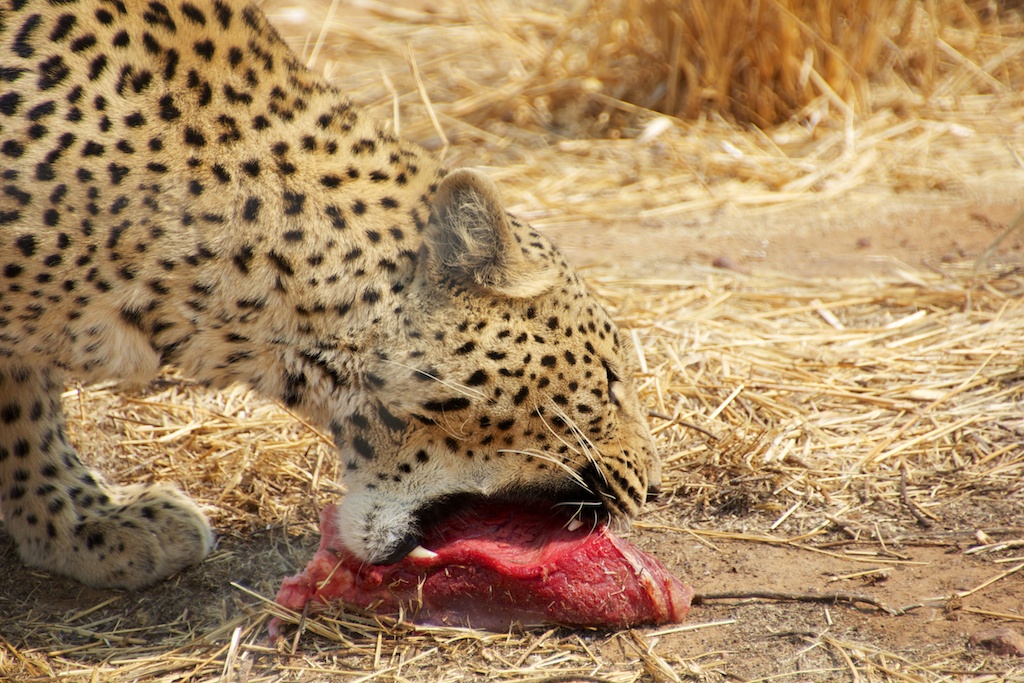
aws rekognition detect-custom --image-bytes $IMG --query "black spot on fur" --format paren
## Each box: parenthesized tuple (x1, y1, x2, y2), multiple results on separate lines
(158, 94, 180, 121)
(14, 14, 42, 59)
(1, 403, 21, 423)
(49, 14, 77, 42)
(181, 3, 206, 25)
(282, 371, 306, 407)
(14, 234, 36, 257)
(242, 196, 260, 221)
(232, 245, 254, 273)
(184, 127, 206, 147)
(0, 92, 22, 116)
(352, 435, 375, 459)
(193, 39, 215, 60)
(283, 191, 305, 215)
(422, 397, 471, 413)
(267, 250, 293, 276)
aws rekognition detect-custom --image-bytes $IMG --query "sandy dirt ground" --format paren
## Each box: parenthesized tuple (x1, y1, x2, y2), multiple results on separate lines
(552, 181, 1024, 280)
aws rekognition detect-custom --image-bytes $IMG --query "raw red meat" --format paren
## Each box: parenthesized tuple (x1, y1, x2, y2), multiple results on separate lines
(271, 504, 693, 634)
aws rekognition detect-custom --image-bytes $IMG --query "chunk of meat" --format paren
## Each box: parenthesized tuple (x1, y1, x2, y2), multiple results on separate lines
(272, 504, 693, 634)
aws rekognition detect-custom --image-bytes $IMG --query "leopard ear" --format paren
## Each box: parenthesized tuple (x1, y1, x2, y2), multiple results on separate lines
(423, 169, 556, 298)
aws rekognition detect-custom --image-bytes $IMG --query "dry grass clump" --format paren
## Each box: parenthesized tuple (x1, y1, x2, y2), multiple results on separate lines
(272, 0, 1023, 217)
(604, 263, 1024, 518)
(505, 0, 1024, 130)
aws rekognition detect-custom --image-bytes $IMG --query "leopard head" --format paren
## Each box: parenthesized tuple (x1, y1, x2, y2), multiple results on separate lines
(333, 169, 660, 562)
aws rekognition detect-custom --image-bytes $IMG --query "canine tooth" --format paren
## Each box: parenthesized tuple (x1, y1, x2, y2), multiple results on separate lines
(407, 545, 438, 560)
(567, 519, 584, 532)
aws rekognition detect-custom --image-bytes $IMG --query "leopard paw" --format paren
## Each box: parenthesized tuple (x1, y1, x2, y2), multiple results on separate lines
(17, 483, 214, 590)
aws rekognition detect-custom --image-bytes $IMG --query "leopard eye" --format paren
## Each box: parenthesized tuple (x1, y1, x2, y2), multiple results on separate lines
(608, 381, 624, 407)
(603, 360, 622, 406)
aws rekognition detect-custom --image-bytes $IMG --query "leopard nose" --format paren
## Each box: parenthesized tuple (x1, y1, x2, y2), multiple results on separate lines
(645, 460, 663, 503)
(376, 531, 421, 565)
(645, 482, 662, 503)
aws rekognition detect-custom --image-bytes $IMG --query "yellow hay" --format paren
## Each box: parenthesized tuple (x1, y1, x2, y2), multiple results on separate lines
(4, 1, 1024, 681)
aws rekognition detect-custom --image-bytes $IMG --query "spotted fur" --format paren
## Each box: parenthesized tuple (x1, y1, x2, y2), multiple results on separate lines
(0, 0, 659, 589)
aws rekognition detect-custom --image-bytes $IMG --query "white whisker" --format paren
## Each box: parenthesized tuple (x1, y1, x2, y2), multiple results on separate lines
(532, 404, 582, 457)
(545, 399, 606, 485)
(553, 499, 603, 508)
(382, 358, 488, 401)
(496, 448, 591, 491)
(555, 501, 608, 535)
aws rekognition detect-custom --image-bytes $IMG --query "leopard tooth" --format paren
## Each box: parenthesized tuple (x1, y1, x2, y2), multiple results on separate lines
(567, 519, 584, 532)
(407, 545, 438, 560)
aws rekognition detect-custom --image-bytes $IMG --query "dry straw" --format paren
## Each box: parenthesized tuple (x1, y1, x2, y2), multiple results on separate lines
(296, 0, 1023, 216)
(4, 0, 1024, 682)
(6, 263, 1024, 682)
(529, 0, 1023, 128)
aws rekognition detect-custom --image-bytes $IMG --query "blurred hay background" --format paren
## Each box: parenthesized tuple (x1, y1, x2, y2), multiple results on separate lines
(493, 0, 1024, 128)
(4, 1, 1024, 681)
(268, 0, 1023, 223)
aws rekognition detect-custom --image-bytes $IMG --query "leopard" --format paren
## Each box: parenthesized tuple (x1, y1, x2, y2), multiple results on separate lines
(0, 0, 660, 590)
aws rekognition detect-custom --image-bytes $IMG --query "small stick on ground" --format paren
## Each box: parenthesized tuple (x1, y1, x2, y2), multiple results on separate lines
(900, 462, 933, 528)
(648, 410, 719, 440)
(695, 590, 900, 615)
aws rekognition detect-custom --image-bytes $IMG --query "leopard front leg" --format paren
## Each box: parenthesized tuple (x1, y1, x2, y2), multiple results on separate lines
(0, 364, 213, 589)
